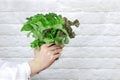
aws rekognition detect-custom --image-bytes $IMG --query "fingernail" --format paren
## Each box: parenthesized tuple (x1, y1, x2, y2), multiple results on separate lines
(48, 43, 55, 47)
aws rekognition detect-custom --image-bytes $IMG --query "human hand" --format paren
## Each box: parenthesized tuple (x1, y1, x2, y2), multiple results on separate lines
(28, 43, 63, 76)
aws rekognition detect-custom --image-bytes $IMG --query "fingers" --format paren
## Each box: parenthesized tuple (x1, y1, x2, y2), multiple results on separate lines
(43, 43, 55, 47)
(49, 48, 62, 55)
(37, 43, 63, 57)
(42, 43, 64, 48)
(48, 45, 62, 51)
(54, 48, 62, 54)
(53, 52, 62, 60)
(42, 43, 62, 51)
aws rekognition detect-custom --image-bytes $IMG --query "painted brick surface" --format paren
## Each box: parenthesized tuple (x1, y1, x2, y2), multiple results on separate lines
(0, 0, 120, 80)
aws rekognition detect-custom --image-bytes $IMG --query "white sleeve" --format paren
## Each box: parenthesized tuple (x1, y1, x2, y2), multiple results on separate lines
(0, 60, 31, 80)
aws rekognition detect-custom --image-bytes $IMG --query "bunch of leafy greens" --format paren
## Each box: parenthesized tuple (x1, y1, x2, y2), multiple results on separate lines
(21, 13, 79, 50)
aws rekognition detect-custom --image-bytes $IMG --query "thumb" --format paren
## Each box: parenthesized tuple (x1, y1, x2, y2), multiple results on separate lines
(34, 48, 39, 57)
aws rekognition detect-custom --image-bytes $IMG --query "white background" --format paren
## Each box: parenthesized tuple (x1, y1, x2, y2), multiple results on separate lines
(0, 0, 120, 80)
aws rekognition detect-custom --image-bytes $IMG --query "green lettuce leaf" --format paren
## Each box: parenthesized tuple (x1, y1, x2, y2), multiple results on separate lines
(21, 13, 80, 49)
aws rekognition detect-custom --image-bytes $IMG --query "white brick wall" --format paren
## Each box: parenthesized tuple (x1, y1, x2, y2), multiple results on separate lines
(0, 0, 120, 80)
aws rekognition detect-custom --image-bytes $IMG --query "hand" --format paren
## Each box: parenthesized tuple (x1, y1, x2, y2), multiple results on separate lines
(28, 43, 63, 76)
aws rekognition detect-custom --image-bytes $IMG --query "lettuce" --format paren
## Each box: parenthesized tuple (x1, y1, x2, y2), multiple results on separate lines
(21, 13, 79, 49)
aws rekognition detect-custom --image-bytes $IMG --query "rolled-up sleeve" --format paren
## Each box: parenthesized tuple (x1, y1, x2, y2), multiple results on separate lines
(0, 60, 31, 80)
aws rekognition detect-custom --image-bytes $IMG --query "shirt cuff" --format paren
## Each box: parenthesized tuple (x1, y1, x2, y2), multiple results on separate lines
(22, 62, 31, 80)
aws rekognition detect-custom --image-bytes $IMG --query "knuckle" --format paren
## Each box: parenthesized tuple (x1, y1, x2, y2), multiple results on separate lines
(54, 50, 57, 54)
(41, 45, 46, 48)
(56, 49, 59, 52)
(42, 44, 48, 47)
(51, 55, 55, 59)
(44, 49, 48, 53)
(47, 52, 51, 55)
(41, 45, 48, 50)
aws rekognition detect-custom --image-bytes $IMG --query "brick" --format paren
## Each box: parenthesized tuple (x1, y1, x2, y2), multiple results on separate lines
(0, 35, 120, 47)
(0, 12, 104, 24)
(78, 24, 120, 36)
(2, 47, 120, 58)
(105, 12, 120, 24)
(58, 0, 120, 12)
(0, 24, 24, 35)
(0, 35, 33, 47)
(78, 69, 120, 80)
(0, 0, 120, 12)
(28, 69, 120, 80)
(50, 58, 120, 69)
(68, 35, 120, 47)
(0, 12, 117, 24)
(0, 0, 60, 12)
(0, 47, 33, 58)
(62, 47, 120, 58)
(2, 58, 120, 69)
(1, 46, 120, 58)
(33, 69, 79, 79)
(1, 24, 120, 36)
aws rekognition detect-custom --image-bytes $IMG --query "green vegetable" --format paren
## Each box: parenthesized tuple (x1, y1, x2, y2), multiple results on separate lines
(21, 13, 80, 50)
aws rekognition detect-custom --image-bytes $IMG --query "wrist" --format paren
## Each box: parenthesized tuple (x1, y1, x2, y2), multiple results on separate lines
(28, 59, 43, 76)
